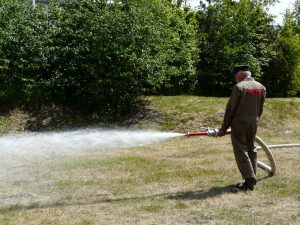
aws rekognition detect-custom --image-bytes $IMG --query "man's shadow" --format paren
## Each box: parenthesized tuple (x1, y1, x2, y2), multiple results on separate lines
(167, 185, 235, 200)
(167, 176, 271, 200)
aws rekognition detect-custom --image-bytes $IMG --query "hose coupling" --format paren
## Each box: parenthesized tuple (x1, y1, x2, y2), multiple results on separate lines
(206, 128, 219, 137)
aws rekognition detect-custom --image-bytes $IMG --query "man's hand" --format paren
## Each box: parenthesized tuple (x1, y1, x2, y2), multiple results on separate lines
(218, 128, 226, 137)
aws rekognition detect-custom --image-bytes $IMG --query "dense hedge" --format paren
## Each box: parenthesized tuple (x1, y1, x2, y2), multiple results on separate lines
(0, 0, 197, 118)
(0, 0, 299, 120)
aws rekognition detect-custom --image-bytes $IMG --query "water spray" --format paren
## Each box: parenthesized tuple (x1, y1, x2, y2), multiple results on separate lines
(1, 127, 298, 176)
(0, 129, 183, 158)
(184, 127, 300, 176)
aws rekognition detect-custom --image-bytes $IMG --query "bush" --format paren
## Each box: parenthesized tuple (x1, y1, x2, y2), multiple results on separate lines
(0, 0, 198, 119)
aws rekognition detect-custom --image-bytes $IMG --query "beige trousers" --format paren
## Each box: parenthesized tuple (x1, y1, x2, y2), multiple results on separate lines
(231, 116, 258, 179)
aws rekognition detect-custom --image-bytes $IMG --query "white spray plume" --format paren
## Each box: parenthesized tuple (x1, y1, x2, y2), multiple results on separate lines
(0, 128, 183, 158)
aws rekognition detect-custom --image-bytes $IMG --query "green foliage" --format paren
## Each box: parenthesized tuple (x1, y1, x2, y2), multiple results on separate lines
(49, 0, 143, 116)
(0, 0, 197, 118)
(127, 0, 198, 95)
(295, 0, 300, 23)
(0, 0, 61, 106)
(0, 0, 31, 104)
(262, 4, 300, 97)
(196, 0, 276, 96)
(0, 0, 299, 113)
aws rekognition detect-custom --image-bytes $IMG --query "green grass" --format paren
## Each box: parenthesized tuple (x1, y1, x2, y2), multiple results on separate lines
(0, 96, 299, 225)
(0, 116, 13, 133)
(138, 96, 300, 134)
(143, 96, 227, 131)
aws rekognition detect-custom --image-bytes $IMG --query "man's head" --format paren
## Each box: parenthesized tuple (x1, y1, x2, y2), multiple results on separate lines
(232, 65, 251, 83)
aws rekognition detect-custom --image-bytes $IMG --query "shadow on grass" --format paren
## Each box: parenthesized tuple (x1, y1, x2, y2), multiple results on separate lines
(167, 175, 272, 200)
(167, 185, 236, 200)
(0, 176, 272, 214)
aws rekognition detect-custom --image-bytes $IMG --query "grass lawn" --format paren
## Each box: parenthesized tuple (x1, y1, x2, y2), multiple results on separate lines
(0, 96, 299, 225)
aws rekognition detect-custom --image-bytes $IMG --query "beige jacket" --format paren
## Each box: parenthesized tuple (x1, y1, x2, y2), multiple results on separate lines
(221, 77, 266, 131)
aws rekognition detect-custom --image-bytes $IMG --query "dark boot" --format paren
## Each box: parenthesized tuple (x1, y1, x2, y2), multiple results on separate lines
(235, 178, 255, 191)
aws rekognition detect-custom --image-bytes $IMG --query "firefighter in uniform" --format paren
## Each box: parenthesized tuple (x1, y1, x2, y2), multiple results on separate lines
(218, 65, 266, 191)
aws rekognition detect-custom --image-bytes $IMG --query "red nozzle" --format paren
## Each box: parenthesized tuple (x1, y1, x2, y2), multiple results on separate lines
(185, 131, 208, 137)
(185, 128, 230, 137)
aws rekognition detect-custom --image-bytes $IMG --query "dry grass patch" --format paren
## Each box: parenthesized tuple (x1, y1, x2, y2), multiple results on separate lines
(1, 133, 299, 224)
(0, 97, 299, 224)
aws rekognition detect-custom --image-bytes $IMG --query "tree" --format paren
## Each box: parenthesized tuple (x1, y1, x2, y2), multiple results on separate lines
(195, 0, 276, 96)
(295, 0, 300, 23)
(0, 0, 42, 106)
(127, 0, 198, 95)
(262, 1, 300, 96)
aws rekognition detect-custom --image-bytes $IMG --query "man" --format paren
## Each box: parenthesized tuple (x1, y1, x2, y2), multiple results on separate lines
(218, 65, 266, 191)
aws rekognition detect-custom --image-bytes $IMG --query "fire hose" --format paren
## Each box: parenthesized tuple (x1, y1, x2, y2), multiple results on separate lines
(185, 128, 300, 176)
